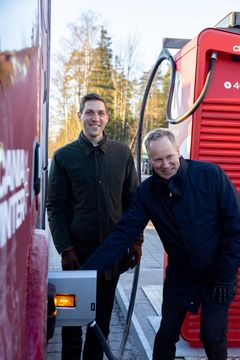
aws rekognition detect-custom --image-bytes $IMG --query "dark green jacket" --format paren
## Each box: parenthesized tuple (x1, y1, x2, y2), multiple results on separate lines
(47, 131, 138, 278)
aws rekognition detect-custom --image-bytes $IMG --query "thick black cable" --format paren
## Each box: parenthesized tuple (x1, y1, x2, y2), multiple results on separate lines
(166, 51, 217, 124)
(118, 263, 140, 358)
(136, 48, 175, 178)
(119, 48, 174, 358)
(90, 321, 118, 360)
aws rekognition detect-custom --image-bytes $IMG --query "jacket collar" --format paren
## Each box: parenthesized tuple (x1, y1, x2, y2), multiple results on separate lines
(77, 131, 108, 155)
(152, 156, 188, 196)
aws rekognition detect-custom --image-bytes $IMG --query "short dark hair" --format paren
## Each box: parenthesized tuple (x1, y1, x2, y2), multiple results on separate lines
(144, 128, 177, 152)
(79, 93, 108, 114)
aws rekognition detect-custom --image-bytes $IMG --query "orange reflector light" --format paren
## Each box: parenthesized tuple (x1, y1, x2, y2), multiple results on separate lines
(55, 294, 76, 308)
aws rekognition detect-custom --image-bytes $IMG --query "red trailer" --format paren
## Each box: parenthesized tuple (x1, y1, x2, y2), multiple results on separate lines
(0, 0, 51, 358)
(0, 2, 98, 358)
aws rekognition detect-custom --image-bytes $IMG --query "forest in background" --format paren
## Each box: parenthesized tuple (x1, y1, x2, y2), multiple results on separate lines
(48, 10, 171, 158)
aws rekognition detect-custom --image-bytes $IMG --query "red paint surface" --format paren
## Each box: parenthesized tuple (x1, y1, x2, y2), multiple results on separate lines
(0, 0, 50, 358)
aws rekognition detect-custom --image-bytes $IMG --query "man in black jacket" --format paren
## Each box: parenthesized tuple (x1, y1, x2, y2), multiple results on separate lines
(82, 128, 240, 360)
(47, 93, 143, 360)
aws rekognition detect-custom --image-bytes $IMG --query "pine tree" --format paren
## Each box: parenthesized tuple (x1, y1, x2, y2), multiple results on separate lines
(88, 27, 115, 137)
(49, 10, 171, 156)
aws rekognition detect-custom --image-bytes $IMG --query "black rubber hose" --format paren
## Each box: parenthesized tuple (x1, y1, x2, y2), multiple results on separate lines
(136, 48, 175, 178)
(119, 48, 175, 359)
(166, 51, 217, 124)
(90, 321, 118, 360)
(118, 263, 140, 358)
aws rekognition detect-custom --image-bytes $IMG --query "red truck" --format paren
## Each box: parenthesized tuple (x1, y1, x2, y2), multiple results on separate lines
(0, 0, 51, 358)
(0, 2, 97, 359)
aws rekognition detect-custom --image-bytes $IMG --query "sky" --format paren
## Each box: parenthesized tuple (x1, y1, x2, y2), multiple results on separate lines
(51, 0, 239, 71)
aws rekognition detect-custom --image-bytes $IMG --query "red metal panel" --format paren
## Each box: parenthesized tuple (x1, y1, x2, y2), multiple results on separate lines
(26, 230, 48, 359)
(197, 99, 240, 191)
(0, 1, 50, 358)
(175, 28, 240, 347)
(181, 272, 240, 347)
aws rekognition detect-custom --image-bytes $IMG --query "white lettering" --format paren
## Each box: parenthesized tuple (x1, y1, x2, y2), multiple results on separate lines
(0, 188, 28, 248)
(233, 82, 240, 90)
(0, 201, 12, 244)
(0, 148, 29, 247)
(233, 45, 240, 52)
(0, 149, 28, 199)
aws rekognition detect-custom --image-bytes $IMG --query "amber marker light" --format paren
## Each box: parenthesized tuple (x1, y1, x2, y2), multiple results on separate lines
(55, 294, 76, 308)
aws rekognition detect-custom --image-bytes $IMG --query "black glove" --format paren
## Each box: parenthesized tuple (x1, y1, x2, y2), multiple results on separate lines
(61, 246, 80, 270)
(127, 234, 144, 269)
(212, 277, 238, 304)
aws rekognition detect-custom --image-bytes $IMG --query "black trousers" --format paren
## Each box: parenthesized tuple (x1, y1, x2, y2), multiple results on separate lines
(152, 283, 229, 360)
(62, 274, 119, 360)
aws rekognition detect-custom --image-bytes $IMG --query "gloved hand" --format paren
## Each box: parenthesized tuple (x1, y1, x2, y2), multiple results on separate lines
(61, 246, 80, 270)
(127, 234, 144, 269)
(212, 277, 238, 304)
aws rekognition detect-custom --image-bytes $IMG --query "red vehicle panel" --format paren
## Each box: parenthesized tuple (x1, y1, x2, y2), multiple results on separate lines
(0, 0, 51, 358)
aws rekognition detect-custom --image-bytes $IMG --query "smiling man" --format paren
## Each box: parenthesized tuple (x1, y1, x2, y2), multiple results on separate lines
(78, 96, 108, 144)
(47, 93, 143, 360)
(146, 131, 180, 180)
(82, 127, 240, 360)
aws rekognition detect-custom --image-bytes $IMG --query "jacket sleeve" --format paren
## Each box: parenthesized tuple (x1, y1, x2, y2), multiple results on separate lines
(47, 154, 73, 254)
(121, 149, 139, 212)
(214, 167, 240, 282)
(81, 188, 149, 276)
